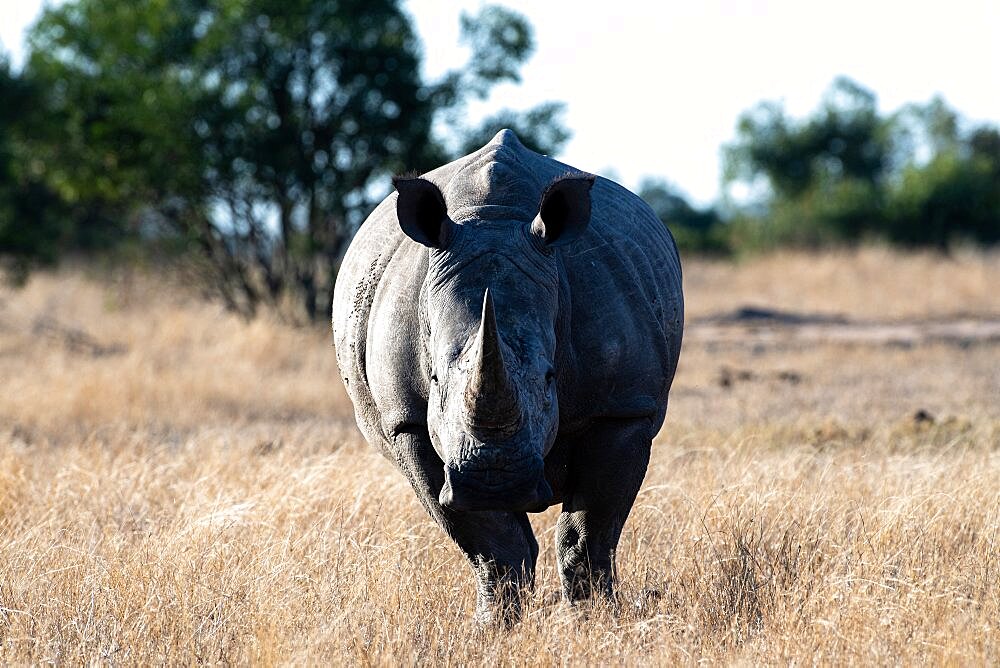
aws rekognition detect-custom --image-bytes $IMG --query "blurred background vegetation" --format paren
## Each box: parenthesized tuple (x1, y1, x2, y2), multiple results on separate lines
(641, 77, 1000, 257)
(1, 0, 998, 321)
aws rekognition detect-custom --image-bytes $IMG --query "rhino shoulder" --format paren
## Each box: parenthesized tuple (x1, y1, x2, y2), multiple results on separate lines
(333, 197, 418, 447)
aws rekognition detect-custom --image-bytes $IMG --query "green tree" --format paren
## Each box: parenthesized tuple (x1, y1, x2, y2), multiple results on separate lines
(25, 0, 569, 320)
(722, 77, 890, 246)
(721, 77, 1000, 250)
(0, 55, 78, 283)
(724, 78, 889, 197)
(887, 122, 1000, 248)
(637, 178, 728, 255)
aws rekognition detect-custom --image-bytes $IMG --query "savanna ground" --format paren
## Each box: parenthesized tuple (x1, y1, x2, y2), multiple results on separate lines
(1, 247, 998, 664)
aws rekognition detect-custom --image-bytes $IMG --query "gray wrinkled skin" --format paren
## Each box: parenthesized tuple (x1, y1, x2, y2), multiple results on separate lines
(332, 130, 683, 624)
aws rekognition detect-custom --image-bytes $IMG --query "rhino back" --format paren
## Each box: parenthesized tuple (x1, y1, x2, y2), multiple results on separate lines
(433, 130, 683, 427)
(556, 176, 683, 430)
(333, 130, 683, 444)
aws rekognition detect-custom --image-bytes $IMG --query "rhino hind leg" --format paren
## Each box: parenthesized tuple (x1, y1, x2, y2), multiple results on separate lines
(391, 428, 538, 626)
(555, 417, 654, 603)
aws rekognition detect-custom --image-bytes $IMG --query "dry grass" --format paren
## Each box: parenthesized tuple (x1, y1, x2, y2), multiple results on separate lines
(0, 268, 351, 438)
(683, 244, 1000, 321)
(1, 248, 998, 664)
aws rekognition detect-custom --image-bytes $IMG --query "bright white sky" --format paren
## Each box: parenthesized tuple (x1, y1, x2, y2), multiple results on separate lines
(3, 0, 999, 204)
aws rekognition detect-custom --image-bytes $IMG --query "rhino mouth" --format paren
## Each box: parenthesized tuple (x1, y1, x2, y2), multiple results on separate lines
(439, 460, 552, 513)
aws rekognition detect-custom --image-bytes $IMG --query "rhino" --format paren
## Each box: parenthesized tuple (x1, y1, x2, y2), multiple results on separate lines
(332, 129, 683, 624)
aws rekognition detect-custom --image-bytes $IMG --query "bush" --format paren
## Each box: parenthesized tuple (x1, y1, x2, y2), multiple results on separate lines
(722, 79, 1000, 252)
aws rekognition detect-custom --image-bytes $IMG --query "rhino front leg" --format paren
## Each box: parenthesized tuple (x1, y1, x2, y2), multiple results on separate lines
(556, 417, 653, 602)
(391, 428, 538, 625)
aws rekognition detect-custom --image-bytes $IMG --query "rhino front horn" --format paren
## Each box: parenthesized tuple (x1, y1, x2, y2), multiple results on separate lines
(464, 289, 521, 437)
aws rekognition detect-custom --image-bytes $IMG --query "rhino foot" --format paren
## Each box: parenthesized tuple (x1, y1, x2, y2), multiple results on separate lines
(470, 550, 538, 627)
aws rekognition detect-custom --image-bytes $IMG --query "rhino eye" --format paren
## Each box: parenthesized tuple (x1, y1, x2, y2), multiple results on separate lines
(545, 369, 556, 385)
(430, 373, 439, 384)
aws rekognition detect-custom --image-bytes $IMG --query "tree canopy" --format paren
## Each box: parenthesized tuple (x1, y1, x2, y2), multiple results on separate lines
(7, 0, 570, 319)
(0, 56, 73, 282)
(723, 77, 1000, 250)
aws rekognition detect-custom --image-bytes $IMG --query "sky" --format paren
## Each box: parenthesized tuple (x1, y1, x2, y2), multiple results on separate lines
(3, 0, 999, 205)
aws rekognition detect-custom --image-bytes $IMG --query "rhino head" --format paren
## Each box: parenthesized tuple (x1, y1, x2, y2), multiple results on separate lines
(394, 173, 595, 513)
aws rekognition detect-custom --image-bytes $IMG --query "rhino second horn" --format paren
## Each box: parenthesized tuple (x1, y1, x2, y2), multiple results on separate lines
(464, 289, 521, 437)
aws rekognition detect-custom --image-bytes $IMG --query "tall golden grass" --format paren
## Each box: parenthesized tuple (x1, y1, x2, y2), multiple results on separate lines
(1, 248, 998, 663)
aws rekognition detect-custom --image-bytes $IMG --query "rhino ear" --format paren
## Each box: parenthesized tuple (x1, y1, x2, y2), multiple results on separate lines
(394, 176, 453, 248)
(531, 174, 596, 248)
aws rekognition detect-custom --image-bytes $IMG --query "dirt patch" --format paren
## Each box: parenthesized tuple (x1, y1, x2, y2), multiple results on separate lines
(689, 307, 1000, 350)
